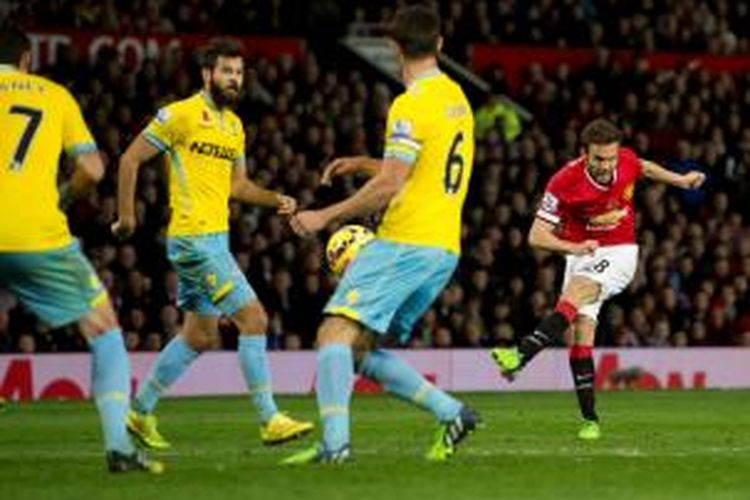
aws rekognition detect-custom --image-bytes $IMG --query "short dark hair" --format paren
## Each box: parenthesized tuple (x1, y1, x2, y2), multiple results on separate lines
(0, 25, 31, 65)
(580, 119, 623, 149)
(389, 4, 440, 59)
(199, 38, 244, 70)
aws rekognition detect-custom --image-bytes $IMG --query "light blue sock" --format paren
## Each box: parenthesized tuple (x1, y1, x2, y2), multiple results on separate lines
(317, 343, 354, 452)
(133, 336, 199, 414)
(238, 335, 278, 423)
(360, 349, 462, 422)
(89, 328, 134, 454)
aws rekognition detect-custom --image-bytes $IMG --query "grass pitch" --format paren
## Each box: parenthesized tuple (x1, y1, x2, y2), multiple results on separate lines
(1, 391, 749, 500)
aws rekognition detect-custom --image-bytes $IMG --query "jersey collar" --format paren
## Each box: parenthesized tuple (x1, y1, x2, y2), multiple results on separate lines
(408, 68, 442, 89)
(584, 163, 618, 191)
(0, 64, 18, 74)
(199, 90, 221, 112)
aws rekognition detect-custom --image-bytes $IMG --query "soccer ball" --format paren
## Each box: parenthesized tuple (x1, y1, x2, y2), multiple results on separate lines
(326, 225, 374, 276)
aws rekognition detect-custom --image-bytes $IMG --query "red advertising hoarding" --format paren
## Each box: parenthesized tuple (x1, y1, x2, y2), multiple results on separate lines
(472, 44, 750, 91)
(27, 30, 305, 71)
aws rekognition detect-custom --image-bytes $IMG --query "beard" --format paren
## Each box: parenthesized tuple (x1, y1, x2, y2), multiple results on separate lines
(587, 165, 614, 185)
(208, 79, 240, 109)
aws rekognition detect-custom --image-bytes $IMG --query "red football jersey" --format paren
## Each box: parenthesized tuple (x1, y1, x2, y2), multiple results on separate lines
(536, 147, 642, 246)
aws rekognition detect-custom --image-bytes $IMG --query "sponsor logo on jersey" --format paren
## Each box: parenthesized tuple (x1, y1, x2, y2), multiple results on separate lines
(189, 141, 237, 160)
(586, 207, 629, 231)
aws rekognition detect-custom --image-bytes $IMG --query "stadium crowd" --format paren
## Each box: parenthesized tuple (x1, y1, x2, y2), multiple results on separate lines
(350, 0, 750, 59)
(5, 0, 750, 56)
(1, 1, 749, 353)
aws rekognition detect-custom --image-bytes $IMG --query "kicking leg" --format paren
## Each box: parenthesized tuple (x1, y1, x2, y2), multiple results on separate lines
(492, 275, 601, 380)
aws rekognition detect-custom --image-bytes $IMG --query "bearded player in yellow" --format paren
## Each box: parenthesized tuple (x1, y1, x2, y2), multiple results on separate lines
(284, 5, 478, 464)
(0, 27, 161, 473)
(112, 39, 311, 449)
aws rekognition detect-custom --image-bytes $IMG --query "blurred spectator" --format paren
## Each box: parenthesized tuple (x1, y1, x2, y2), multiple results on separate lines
(17, 333, 36, 354)
(144, 332, 163, 352)
(125, 331, 141, 352)
(475, 95, 522, 142)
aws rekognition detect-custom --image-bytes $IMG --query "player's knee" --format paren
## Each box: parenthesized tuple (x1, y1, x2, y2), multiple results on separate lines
(351, 331, 375, 367)
(183, 330, 215, 352)
(233, 301, 268, 334)
(79, 300, 119, 339)
(182, 322, 217, 352)
(317, 316, 360, 347)
(180, 313, 220, 352)
(562, 278, 601, 307)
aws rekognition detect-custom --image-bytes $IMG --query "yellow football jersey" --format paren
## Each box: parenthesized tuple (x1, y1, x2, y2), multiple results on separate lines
(377, 70, 474, 254)
(144, 91, 245, 237)
(0, 66, 97, 252)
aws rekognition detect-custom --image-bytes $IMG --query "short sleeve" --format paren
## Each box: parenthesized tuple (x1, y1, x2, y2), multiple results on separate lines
(536, 176, 565, 225)
(60, 88, 97, 157)
(143, 104, 188, 152)
(383, 94, 425, 167)
(620, 147, 643, 177)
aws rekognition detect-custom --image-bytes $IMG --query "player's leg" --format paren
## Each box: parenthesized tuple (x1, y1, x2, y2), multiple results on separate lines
(316, 316, 359, 458)
(80, 299, 163, 473)
(491, 275, 601, 380)
(567, 315, 601, 440)
(358, 340, 478, 461)
(0, 244, 161, 472)
(233, 301, 276, 423)
(189, 230, 314, 443)
(79, 299, 134, 457)
(231, 299, 313, 444)
(358, 346, 463, 424)
(132, 312, 215, 416)
(284, 240, 423, 465)
(282, 315, 359, 465)
(129, 312, 216, 449)
(357, 256, 478, 460)
(564, 245, 638, 438)
(128, 234, 223, 448)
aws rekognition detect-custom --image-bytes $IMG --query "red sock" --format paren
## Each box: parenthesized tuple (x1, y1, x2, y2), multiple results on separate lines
(569, 345, 593, 360)
(555, 300, 578, 323)
(568, 345, 598, 421)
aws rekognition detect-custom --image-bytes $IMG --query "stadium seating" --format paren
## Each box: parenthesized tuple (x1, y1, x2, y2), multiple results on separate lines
(0, 0, 748, 352)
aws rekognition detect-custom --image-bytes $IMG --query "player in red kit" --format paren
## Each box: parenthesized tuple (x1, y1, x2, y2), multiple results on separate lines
(491, 119, 706, 440)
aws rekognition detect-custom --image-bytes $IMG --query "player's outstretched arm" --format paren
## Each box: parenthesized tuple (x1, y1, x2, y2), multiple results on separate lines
(112, 135, 160, 239)
(60, 151, 105, 208)
(641, 160, 706, 189)
(528, 217, 598, 256)
(231, 157, 297, 215)
(321, 156, 382, 185)
(290, 158, 409, 236)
